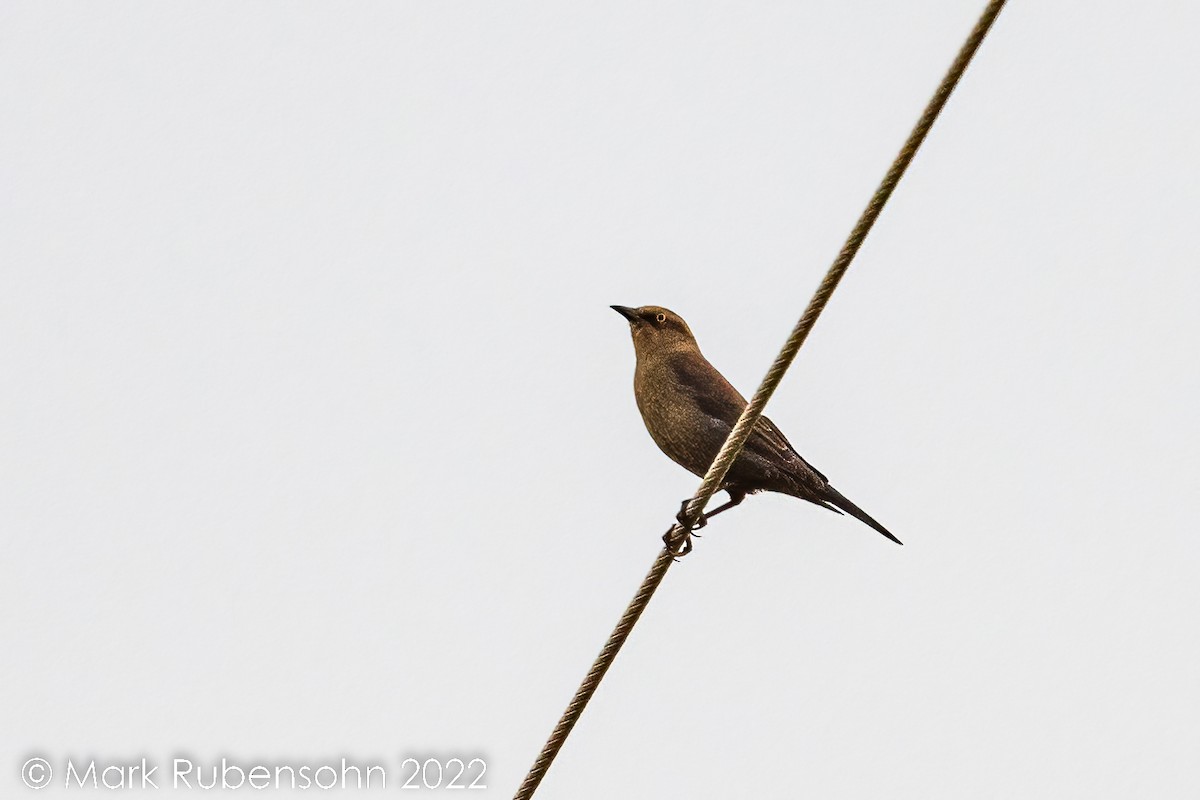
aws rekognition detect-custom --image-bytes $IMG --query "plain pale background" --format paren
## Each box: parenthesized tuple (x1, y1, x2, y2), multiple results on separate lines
(3, 2, 1198, 797)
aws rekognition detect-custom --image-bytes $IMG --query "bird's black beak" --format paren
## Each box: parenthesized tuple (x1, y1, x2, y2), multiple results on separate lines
(611, 305, 639, 323)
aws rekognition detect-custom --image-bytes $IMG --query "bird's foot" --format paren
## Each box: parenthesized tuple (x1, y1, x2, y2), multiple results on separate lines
(676, 499, 707, 533)
(663, 526, 693, 559)
(665, 498, 709, 559)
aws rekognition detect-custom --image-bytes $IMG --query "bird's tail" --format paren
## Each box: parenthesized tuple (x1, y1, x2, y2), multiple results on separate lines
(821, 485, 903, 545)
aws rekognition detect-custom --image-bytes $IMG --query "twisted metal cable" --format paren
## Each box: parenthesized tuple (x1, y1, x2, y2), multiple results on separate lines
(514, 2, 1006, 797)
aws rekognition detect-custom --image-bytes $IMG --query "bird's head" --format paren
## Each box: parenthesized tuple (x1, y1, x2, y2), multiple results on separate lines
(611, 305, 698, 354)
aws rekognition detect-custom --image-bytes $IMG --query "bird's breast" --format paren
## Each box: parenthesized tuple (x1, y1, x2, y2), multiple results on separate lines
(632, 357, 722, 478)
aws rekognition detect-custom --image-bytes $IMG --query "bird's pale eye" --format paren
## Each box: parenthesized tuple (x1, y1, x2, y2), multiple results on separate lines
(655, 313, 666, 324)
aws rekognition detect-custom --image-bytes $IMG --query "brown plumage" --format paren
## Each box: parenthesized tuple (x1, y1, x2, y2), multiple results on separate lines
(612, 304, 901, 545)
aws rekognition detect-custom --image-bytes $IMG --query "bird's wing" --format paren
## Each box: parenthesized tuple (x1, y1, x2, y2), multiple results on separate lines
(666, 352, 746, 425)
(756, 415, 796, 453)
(757, 415, 828, 483)
(667, 353, 829, 484)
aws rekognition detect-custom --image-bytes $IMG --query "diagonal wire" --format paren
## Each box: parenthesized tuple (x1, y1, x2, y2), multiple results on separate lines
(514, 2, 1006, 797)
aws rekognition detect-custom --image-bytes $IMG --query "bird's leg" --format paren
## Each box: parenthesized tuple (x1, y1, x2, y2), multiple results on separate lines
(697, 489, 746, 523)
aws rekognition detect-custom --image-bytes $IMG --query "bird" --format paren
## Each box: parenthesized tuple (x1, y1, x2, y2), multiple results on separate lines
(612, 304, 901, 546)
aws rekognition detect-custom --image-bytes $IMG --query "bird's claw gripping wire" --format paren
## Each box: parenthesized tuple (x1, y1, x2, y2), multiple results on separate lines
(662, 525, 693, 559)
(663, 499, 707, 559)
(676, 499, 707, 532)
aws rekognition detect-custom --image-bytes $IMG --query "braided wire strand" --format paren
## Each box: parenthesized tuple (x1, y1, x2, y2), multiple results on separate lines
(514, 3, 1006, 797)
(515, 549, 675, 795)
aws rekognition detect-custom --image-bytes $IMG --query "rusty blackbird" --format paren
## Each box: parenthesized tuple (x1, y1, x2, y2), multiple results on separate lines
(613, 304, 901, 545)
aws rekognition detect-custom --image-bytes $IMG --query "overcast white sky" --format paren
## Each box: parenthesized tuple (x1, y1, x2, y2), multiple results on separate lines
(3, 2, 1198, 798)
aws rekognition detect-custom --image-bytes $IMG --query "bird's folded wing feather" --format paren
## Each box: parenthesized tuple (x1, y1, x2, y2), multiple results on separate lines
(757, 415, 828, 483)
(667, 353, 828, 483)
